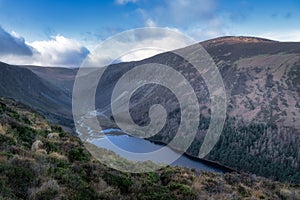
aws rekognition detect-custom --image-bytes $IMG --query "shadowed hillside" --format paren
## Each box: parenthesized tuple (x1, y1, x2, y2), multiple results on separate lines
(0, 62, 73, 128)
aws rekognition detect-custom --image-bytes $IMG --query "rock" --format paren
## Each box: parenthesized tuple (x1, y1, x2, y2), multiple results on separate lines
(35, 149, 48, 155)
(47, 132, 59, 140)
(31, 140, 44, 152)
(0, 124, 4, 134)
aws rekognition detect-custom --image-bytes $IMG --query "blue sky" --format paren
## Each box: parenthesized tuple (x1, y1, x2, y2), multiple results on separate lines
(0, 0, 299, 67)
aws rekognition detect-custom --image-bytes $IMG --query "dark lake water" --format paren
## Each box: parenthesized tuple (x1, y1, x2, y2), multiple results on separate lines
(91, 128, 225, 173)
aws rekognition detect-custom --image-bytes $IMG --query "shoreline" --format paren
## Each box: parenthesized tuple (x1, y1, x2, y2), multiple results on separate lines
(145, 138, 236, 173)
(101, 128, 236, 173)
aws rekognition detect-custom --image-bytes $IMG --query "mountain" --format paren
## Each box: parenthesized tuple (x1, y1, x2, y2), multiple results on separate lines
(0, 62, 74, 128)
(0, 36, 299, 183)
(90, 36, 300, 183)
(1, 97, 299, 199)
(23, 65, 77, 98)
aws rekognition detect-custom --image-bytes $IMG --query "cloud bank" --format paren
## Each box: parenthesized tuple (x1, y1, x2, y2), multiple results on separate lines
(0, 26, 196, 68)
(30, 36, 89, 67)
(0, 27, 89, 68)
(85, 27, 195, 68)
(0, 26, 33, 56)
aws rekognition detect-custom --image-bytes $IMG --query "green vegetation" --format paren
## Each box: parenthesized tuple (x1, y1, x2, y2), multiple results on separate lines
(67, 146, 91, 162)
(149, 114, 300, 184)
(207, 117, 300, 183)
(0, 97, 299, 199)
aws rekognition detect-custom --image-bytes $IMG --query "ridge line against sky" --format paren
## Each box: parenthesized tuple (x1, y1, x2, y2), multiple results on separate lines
(0, 0, 300, 68)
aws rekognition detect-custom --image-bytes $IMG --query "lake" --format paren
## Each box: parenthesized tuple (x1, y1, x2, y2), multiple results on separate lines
(90, 128, 226, 173)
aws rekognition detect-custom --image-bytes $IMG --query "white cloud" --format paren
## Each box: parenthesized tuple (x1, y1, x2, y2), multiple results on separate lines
(29, 35, 89, 67)
(257, 30, 300, 42)
(145, 19, 156, 27)
(0, 27, 195, 68)
(11, 31, 21, 38)
(85, 27, 196, 67)
(0, 27, 89, 68)
(115, 0, 137, 5)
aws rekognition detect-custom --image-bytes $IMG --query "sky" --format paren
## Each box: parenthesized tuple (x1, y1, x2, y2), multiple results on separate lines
(0, 0, 300, 67)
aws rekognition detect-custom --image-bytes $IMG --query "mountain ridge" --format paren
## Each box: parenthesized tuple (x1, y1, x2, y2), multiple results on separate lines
(0, 62, 73, 128)
(0, 36, 300, 183)
(88, 36, 300, 183)
(201, 36, 278, 45)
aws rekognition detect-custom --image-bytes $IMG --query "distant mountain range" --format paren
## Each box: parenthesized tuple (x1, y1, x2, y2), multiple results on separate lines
(0, 36, 299, 183)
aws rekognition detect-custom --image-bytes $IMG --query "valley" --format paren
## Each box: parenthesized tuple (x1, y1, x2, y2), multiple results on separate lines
(0, 97, 299, 199)
(0, 36, 299, 183)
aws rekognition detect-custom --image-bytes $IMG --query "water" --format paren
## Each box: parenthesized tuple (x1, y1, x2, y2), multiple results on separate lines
(90, 128, 224, 173)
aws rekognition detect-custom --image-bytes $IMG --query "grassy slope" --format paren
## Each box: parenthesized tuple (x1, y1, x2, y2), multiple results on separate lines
(0, 97, 299, 200)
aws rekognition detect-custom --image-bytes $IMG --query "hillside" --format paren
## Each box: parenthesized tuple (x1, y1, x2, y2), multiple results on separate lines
(0, 36, 299, 183)
(0, 62, 73, 127)
(0, 97, 300, 199)
(22, 65, 77, 98)
(89, 36, 300, 183)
